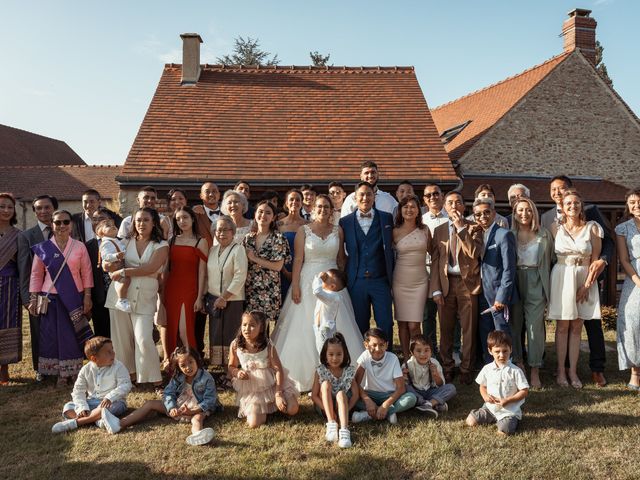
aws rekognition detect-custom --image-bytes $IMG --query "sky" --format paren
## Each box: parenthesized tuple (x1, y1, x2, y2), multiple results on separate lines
(1, 0, 637, 166)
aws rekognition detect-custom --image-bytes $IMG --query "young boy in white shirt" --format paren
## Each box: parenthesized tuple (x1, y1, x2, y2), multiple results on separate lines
(466, 330, 529, 436)
(95, 219, 131, 313)
(312, 269, 347, 353)
(52, 337, 132, 433)
(352, 328, 417, 424)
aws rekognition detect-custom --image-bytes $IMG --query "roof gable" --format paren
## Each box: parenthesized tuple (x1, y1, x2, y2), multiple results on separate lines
(431, 53, 569, 162)
(121, 65, 457, 184)
(0, 124, 85, 167)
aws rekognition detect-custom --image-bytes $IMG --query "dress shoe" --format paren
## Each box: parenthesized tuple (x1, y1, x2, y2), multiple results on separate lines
(591, 372, 607, 387)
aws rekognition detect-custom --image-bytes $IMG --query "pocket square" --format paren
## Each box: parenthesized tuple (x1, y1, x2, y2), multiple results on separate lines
(487, 244, 498, 250)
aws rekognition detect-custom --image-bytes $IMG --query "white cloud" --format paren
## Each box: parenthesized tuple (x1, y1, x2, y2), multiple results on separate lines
(593, 0, 614, 6)
(158, 48, 182, 64)
(20, 87, 53, 97)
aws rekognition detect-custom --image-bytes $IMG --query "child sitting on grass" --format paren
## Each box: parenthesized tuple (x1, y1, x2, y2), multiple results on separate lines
(95, 218, 131, 313)
(310, 333, 359, 448)
(404, 334, 456, 418)
(52, 336, 131, 434)
(101, 346, 218, 446)
(466, 331, 529, 436)
(352, 328, 416, 424)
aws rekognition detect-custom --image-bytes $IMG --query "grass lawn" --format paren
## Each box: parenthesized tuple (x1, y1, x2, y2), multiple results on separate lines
(1, 314, 639, 480)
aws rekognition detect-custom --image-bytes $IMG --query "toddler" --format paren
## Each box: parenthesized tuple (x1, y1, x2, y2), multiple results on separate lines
(310, 333, 358, 448)
(101, 346, 219, 446)
(466, 331, 529, 436)
(404, 334, 456, 418)
(352, 328, 417, 424)
(95, 218, 131, 313)
(52, 337, 131, 433)
(228, 310, 299, 428)
(312, 269, 348, 353)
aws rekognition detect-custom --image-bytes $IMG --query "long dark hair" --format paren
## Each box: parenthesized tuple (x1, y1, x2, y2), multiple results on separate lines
(320, 332, 351, 368)
(235, 311, 269, 352)
(171, 206, 200, 238)
(624, 188, 640, 219)
(129, 207, 164, 242)
(0, 192, 17, 226)
(170, 346, 204, 380)
(254, 200, 278, 232)
(394, 195, 425, 228)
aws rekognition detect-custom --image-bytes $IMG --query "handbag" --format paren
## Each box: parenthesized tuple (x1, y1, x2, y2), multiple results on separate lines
(37, 241, 76, 315)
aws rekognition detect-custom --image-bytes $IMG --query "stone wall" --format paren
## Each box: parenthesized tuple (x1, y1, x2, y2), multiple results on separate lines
(460, 52, 640, 189)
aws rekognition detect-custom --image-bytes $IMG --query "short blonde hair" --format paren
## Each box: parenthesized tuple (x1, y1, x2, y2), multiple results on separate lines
(511, 197, 540, 233)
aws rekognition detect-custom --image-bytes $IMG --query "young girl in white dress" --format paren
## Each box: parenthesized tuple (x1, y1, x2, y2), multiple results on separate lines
(273, 195, 364, 391)
(228, 311, 299, 428)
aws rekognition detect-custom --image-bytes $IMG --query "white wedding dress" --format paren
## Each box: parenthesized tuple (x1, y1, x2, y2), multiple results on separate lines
(272, 224, 364, 391)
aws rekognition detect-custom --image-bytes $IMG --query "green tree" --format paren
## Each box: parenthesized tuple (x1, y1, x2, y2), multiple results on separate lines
(309, 51, 331, 67)
(595, 40, 613, 87)
(217, 36, 280, 66)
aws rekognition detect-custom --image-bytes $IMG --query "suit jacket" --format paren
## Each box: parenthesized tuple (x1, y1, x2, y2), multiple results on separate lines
(17, 225, 45, 305)
(429, 221, 482, 297)
(542, 204, 613, 264)
(72, 212, 91, 243)
(85, 238, 107, 306)
(195, 211, 214, 248)
(519, 227, 555, 303)
(481, 224, 518, 306)
(339, 208, 394, 290)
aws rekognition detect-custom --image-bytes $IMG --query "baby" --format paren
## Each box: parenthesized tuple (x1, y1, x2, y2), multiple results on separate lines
(95, 218, 131, 313)
(312, 269, 348, 353)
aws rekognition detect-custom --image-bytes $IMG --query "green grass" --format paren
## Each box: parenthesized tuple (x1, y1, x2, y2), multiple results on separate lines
(1, 315, 639, 480)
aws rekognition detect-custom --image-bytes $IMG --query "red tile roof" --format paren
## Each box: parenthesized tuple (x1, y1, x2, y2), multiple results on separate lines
(431, 54, 570, 162)
(461, 175, 627, 206)
(0, 124, 85, 167)
(2, 165, 122, 202)
(121, 65, 457, 185)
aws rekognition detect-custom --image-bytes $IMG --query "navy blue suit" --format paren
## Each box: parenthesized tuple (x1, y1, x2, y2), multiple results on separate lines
(339, 209, 395, 343)
(478, 224, 519, 362)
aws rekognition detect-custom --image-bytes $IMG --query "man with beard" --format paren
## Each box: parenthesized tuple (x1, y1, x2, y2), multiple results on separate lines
(340, 161, 398, 217)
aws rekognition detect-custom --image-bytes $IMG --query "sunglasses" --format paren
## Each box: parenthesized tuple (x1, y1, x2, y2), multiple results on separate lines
(473, 211, 492, 218)
(53, 219, 71, 226)
(424, 192, 441, 198)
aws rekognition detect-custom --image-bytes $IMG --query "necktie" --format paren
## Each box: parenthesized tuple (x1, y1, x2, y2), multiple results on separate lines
(44, 226, 53, 239)
(449, 226, 458, 267)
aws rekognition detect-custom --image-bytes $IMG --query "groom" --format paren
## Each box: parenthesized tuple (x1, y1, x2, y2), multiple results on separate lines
(339, 182, 395, 343)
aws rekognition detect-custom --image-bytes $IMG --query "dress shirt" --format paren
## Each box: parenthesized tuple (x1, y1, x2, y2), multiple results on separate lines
(446, 221, 462, 275)
(357, 208, 375, 235)
(204, 205, 221, 220)
(422, 209, 449, 236)
(300, 207, 313, 221)
(83, 213, 95, 241)
(482, 223, 497, 257)
(341, 188, 398, 217)
(38, 221, 52, 239)
(71, 359, 132, 414)
(475, 361, 529, 420)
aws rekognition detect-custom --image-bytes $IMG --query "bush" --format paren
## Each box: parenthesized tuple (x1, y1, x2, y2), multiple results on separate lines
(601, 305, 617, 331)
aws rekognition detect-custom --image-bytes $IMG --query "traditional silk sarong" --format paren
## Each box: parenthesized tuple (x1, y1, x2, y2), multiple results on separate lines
(0, 227, 22, 365)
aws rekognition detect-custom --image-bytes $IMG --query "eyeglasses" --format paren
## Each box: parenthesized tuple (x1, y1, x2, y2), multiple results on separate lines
(215, 228, 233, 234)
(53, 219, 71, 226)
(424, 192, 441, 198)
(473, 211, 492, 218)
(328, 191, 343, 196)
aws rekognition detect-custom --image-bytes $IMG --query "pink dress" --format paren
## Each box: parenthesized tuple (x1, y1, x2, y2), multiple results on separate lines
(232, 341, 298, 417)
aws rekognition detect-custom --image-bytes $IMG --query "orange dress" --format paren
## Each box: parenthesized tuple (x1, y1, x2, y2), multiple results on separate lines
(164, 242, 208, 355)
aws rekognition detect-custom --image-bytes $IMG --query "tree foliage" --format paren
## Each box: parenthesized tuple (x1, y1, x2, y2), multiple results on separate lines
(594, 40, 613, 87)
(309, 51, 331, 67)
(217, 36, 280, 66)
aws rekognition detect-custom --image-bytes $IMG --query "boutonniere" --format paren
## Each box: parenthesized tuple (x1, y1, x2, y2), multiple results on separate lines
(54, 253, 60, 258)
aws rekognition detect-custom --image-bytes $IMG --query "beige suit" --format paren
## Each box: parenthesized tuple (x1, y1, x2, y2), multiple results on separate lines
(429, 221, 482, 375)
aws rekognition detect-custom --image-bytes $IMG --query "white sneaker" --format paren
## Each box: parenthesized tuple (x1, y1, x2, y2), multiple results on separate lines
(387, 412, 398, 425)
(115, 298, 132, 313)
(351, 411, 372, 423)
(325, 421, 338, 442)
(101, 408, 121, 434)
(415, 403, 438, 418)
(435, 402, 449, 413)
(186, 427, 214, 446)
(52, 419, 78, 434)
(338, 428, 352, 448)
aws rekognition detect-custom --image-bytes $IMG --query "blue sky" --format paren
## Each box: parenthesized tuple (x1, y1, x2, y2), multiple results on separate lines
(1, 0, 636, 165)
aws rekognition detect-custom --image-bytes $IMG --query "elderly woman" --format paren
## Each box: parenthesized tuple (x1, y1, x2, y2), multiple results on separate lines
(510, 197, 554, 389)
(277, 189, 307, 300)
(615, 188, 640, 390)
(221, 190, 253, 243)
(106, 207, 168, 386)
(243, 200, 291, 324)
(548, 190, 602, 389)
(0, 193, 22, 384)
(29, 209, 93, 386)
(206, 216, 248, 370)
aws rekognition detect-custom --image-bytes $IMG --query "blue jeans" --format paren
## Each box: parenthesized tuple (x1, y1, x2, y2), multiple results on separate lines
(355, 390, 417, 416)
(407, 383, 457, 406)
(63, 398, 127, 417)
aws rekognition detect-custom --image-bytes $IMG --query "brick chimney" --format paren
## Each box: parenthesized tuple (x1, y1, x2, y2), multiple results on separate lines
(561, 8, 597, 65)
(180, 33, 203, 84)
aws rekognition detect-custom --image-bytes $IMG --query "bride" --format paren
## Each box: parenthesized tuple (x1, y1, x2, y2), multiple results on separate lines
(272, 194, 364, 391)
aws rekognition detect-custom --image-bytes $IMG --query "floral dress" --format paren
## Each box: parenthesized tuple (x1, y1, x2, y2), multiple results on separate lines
(243, 231, 291, 322)
(316, 364, 356, 395)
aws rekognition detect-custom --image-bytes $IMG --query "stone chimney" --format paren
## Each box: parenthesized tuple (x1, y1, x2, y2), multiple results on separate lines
(180, 33, 203, 84)
(561, 8, 597, 65)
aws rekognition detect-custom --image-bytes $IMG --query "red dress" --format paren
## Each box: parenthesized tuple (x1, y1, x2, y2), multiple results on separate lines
(164, 242, 208, 355)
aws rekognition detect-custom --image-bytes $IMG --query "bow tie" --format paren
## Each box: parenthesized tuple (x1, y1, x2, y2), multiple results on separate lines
(209, 209, 220, 217)
(360, 212, 372, 219)
(429, 213, 439, 219)
(371, 360, 384, 368)
(557, 209, 562, 214)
